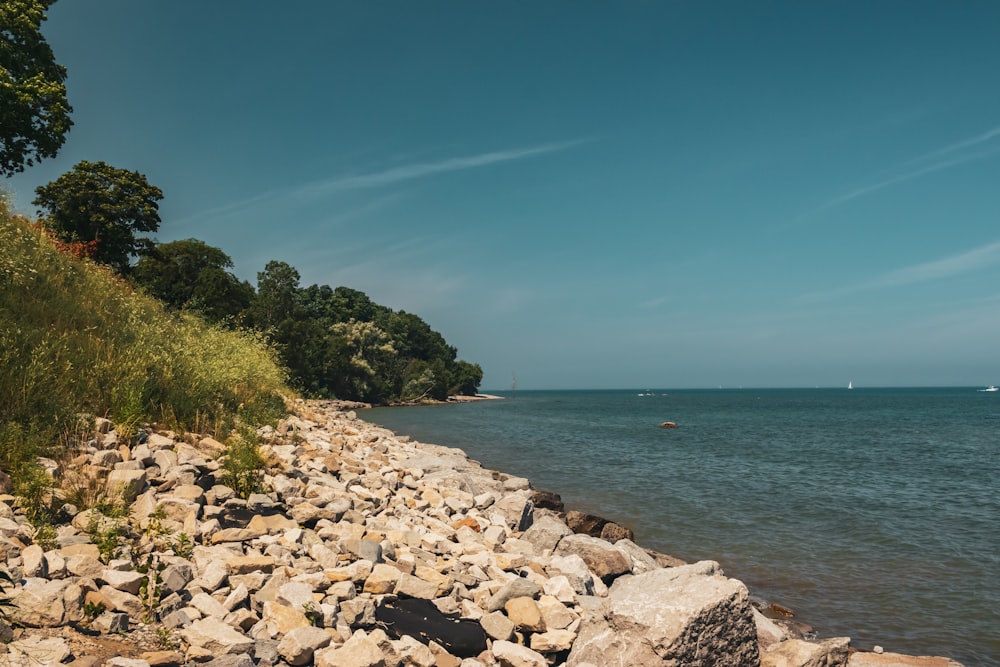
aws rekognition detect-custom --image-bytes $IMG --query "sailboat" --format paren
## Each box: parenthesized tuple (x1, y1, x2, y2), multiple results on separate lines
(848, 381, 853, 390)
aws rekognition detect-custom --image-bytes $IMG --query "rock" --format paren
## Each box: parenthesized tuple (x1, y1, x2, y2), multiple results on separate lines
(102, 568, 146, 595)
(504, 596, 545, 632)
(105, 656, 149, 666)
(486, 577, 541, 612)
(566, 561, 760, 666)
(106, 468, 147, 502)
(315, 629, 386, 667)
(520, 514, 572, 554)
(754, 607, 789, 649)
(260, 600, 311, 636)
(99, 584, 145, 617)
(553, 534, 632, 584)
(12, 578, 68, 627)
(492, 640, 548, 667)
(359, 562, 398, 596)
(492, 491, 533, 531)
(599, 521, 634, 543)
(530, 489, 564, 513)
(529, 628, 577, 653)
(7, 636, 72, 665)
(564, 510, 608, 537)
(141, 650, 185, 666)
(21, 544, 48, 578)
(92, 610, 130, 633)
(178, 617, 255, 654)
(847, 651, 966, 667)
(190, 592, 229, 618)
(762, 637, 851, 667)
(480, 611, 515, 641)
(394, 571, 441, 599)
(277, 625, 333, 665)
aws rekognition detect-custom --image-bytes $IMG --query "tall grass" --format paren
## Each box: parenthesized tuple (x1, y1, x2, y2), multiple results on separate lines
(0, 197, 289, 473)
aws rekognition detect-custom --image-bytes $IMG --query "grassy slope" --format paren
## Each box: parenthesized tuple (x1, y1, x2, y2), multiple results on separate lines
(0, 198, 290, 474)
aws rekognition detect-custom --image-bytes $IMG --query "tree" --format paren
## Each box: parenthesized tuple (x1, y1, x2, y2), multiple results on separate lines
(251, 260, 301, 330)
(132, 239, 253, 324)
(33, 160, 163, 273)
(0, 0, 73, 175)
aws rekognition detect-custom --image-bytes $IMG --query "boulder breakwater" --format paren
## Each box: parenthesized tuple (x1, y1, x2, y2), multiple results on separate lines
(0, 400, 966, 666)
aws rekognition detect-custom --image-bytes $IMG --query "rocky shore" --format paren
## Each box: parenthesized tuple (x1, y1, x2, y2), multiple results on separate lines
(0, 400, 966, 667)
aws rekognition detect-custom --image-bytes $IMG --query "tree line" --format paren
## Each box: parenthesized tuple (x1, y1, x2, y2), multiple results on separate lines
(3, 2, 482, 404)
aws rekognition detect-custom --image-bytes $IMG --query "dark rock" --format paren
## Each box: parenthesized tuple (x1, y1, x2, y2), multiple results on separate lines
(530, 489, 564, 513)
(565, 510, 608, 537)
(600, 521, 634, 543)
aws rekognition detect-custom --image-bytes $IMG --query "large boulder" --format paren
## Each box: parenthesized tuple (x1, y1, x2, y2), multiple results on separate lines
(566, 561, 760, 667)
(554, 534, 632, 584)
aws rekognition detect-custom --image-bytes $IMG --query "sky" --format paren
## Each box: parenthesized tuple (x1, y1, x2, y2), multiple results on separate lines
(6, 1, 1000, 390)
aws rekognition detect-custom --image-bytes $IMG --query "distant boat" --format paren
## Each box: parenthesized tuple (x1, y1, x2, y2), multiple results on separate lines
(978, 385, 998, 392)
(848, 381, 853, 390)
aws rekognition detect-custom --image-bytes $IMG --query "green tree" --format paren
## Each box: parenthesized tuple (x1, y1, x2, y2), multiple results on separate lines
(0, 0, 73, 175)
(132, 239, 253, 324)
(251, 260, 300, 330)
(449, 360, 484, 396)
(33, 160, 163, 273)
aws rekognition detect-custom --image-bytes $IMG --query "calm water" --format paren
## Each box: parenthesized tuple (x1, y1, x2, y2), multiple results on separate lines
(367, 388, 999, 666)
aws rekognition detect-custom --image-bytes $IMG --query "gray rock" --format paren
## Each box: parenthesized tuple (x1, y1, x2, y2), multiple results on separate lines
(566, 561, 760, 667)
(486, 577, 542, 612)
(520, 514, 572, 554)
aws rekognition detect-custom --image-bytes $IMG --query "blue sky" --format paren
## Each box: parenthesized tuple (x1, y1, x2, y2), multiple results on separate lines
(7, 1, 1000, 390)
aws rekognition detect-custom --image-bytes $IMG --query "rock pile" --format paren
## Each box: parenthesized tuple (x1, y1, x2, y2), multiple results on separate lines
(0, 400, 966, 666)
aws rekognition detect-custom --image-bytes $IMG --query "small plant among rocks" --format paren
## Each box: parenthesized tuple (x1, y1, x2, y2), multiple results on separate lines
(221, 429, 267, 499)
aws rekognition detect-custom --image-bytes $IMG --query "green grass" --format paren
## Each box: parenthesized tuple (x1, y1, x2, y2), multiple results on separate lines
(0, 196, 290, 490)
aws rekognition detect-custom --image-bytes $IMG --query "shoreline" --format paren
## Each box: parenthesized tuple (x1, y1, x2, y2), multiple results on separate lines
(360, 399, 972, 667)
(2, 399, 966, 666)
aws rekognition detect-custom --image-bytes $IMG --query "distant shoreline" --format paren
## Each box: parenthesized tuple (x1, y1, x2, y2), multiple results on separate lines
(448, 393, 505, 402)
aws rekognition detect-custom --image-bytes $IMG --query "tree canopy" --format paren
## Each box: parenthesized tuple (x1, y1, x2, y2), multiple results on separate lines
(34, 160, 163, 274)
(0, 0, 73, 175)
(132, 238, 253, 324)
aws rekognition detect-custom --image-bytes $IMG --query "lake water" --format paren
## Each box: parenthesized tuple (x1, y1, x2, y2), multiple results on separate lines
(367, 388, 999, 666)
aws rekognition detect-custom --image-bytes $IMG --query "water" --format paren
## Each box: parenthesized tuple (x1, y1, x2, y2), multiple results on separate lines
(367, 388, 999, 666)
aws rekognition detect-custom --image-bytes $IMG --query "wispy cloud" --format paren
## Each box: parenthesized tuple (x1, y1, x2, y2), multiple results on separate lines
(901, 125, 1000, 166)
(797, 124, 1000, 220)
(796, 240, 1000, 303)
(298, 139, 589, 195)
(872, 240, 1000, 288)
(173, 139, 588, 227)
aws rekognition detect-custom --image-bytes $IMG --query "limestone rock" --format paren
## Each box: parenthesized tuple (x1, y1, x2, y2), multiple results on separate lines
(520, 514, 572, 554)
(178, 617, 255, 654)
(315, 629, 386, 667)
(847, 651, 966, 667)
(566, 561, 760, 667)
(12, 578, 68, 627)
(492, 640, 548, 667)
(277, 625, 332, 665)
(762, 637, 851, 667)
(554, 534, 632, 584)
(7, 636, 72, 665)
